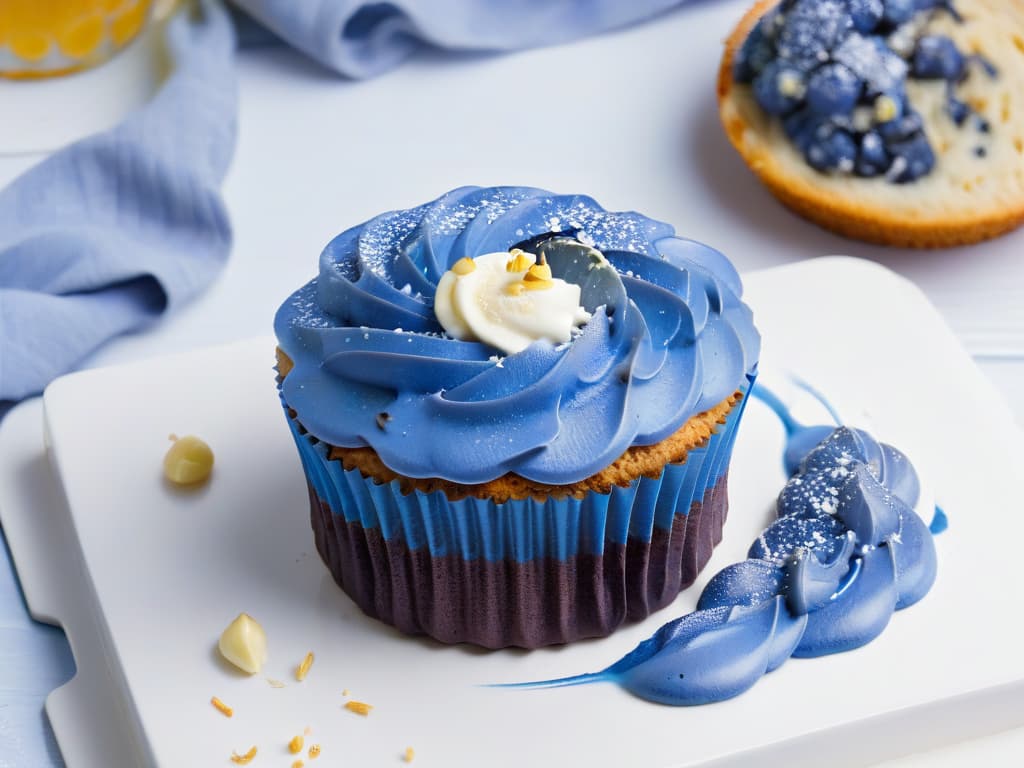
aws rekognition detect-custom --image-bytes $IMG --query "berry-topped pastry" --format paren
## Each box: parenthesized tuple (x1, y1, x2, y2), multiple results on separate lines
(718, 0, 1024, 247)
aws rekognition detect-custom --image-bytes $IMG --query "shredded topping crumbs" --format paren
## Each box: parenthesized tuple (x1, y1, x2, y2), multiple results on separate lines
(210, 696, 233, 718)
(230, 746, 257, 764)
(308, 744, 321, 759)
(296, 652, 314, 682)
(344, 700, 373, 716)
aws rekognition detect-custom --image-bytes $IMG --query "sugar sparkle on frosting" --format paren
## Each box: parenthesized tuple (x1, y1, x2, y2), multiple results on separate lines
(274, 186, 759, 486)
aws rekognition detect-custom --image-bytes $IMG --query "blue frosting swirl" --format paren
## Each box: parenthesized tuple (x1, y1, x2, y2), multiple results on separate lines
(494, 403, 939, 705)
(275, 186, 760, 485)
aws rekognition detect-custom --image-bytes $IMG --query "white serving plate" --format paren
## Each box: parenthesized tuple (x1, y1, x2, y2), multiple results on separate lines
(8, 257, 1024, 767)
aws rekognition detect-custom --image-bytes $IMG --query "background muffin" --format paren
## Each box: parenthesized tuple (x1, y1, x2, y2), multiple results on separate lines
(719, 0, 1024, 247)
(274, 186, 760, 648)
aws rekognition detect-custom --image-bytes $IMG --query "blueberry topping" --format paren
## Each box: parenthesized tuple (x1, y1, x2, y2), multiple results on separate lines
(912, 35, 965, 80)
(887, 134, 936, 182)
(734, 14, 777, 82)
(946, 96, 970, 126)
(732, 0, 996, 183)
(856, 130, 891, 177)
(754, 60, 806, 115)
(882, 0, 916, 27)
(777, 0, 853, 69)
(833, 34, 907, 97)
(806, 63, 863, 116)
(806, 126, 858, 172)
(849, 0, 884, 33)
(877, 108, 923, 142)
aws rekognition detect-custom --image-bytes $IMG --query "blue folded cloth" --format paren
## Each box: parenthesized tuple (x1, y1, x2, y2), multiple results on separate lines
(0, 0, 236, 403)
(0, 0, 689, 404)
(234, 0, 689, 78)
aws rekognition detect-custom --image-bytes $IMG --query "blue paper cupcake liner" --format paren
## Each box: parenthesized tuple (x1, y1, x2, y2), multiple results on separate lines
(283, 379, 752, 648)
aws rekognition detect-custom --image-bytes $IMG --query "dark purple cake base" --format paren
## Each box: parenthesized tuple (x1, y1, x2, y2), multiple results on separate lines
(307, 472, 730, 649)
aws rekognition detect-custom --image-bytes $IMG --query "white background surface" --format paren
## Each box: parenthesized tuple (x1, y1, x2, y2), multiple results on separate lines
(2, 0, 1024, 764)
(30, 260, 1024, 767)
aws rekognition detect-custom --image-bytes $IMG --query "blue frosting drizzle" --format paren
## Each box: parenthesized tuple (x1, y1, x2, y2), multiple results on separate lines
(493, 389, 939, 705)
(275, 187, 760, 485)
(734, 0, 996, 182)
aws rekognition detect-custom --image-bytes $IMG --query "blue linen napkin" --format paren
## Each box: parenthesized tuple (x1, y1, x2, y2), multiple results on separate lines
(0, 0, 689, 404)
(234, 0, 690, 78)
(0, 0, 236, 403)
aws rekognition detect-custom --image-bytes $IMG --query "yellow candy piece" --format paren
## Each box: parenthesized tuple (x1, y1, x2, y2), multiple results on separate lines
(504, 282, 526, 296)
(451, 257, 476, 276)
(218, 613, 267, 675)
(289, 735, 304, 754)
(505, 250, 532, 272)
(163, 435, 213, 485)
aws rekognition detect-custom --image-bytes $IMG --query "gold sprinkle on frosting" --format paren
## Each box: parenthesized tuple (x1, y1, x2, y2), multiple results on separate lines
(289, 735, 304, 754)
(230, 746, 257, 764)
(505, 250, 532, 272)
(210, 696, 233, 718)
(522, 252, 553, 290)
(296, 652, 314, 682)
(344, 700, 373, 716)
(451, 257, 476, 276)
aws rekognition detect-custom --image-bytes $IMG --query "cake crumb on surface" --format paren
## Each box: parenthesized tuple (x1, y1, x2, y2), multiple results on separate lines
(308, 744, 321, 759)
(288, 735, 304, 754)
(344, 700, 373, 716)
(266, 678, 286, 688)
(291, 761, 304, 768)
(296, 652, 314, 681)
(403, 746, 415, 762)
(230, 746, 257, 764)
(210, 696, 233, 717)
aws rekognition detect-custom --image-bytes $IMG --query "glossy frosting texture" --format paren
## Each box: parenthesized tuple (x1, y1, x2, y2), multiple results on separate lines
(275, 186, 759, 485)
(499, 415, 938, 704)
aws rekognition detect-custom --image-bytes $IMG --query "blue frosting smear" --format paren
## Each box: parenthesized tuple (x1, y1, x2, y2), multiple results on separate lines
(734, 0, 995, 182)
(275, 187, 760, 485)
(493, 392, 939, 705)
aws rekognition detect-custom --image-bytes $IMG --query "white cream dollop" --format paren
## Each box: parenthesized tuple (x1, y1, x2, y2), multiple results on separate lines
(434, 250, 592, 355)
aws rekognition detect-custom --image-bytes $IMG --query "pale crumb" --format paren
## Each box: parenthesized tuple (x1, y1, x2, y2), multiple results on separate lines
(230, 746, 257, 764)
(210, 696, 233, 718)
(303, 726, 312, 737)
(344, 700, 373, 716)
(266, 678, 286, 689)
(403, 746, 415, 763)
(289, 735, 304, 754)
(341, 689, 349, 697)
(296, 652, 314, 682)
(217, 614, 266, 675)
(308, 744, 321, 759)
